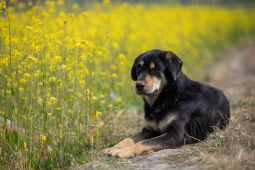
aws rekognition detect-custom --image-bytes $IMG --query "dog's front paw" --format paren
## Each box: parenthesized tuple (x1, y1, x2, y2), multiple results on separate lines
(103, 147, 121, 156)
(106, 146, 136, 158)
(114, 147, 137, 158)
(106, 148, 121, 157)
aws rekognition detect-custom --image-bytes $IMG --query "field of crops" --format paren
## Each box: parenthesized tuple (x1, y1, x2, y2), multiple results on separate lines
(0, 0, 255, 169)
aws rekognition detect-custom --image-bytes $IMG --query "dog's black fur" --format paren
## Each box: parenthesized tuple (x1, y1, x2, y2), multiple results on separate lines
(131, 49, 230, 147)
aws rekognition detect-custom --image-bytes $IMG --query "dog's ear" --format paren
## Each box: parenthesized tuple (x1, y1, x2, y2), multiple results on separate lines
(160, 51, 183, 81)
(131, 57, 139, 81)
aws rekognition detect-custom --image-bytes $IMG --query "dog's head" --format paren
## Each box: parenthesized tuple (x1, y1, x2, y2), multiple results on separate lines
(131, 49, 183, 96)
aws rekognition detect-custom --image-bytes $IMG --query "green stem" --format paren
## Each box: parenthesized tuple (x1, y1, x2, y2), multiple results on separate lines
(6, 7, 12, 85)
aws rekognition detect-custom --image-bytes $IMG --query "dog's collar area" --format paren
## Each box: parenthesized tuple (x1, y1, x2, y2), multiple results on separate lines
(143, 93, 160, 106)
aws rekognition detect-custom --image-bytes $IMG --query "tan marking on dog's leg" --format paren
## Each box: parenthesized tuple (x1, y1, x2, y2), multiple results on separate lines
(103, 138, 135, 153)
(134, 142, 167, 156)
(112, 138, 135, 148)
(114, 141, 168, 158)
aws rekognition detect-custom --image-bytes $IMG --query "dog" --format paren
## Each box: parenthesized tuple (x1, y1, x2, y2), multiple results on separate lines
(103, 49, 230, 158)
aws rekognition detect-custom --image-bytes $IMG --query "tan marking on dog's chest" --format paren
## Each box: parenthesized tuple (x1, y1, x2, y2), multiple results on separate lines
(144, 114, 177, 133)
(144, 94, 159, 106)
(144, 119, 159, 132)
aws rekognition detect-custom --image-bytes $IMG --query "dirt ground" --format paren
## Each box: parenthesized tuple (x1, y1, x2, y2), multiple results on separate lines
(71, 39, 255, 170)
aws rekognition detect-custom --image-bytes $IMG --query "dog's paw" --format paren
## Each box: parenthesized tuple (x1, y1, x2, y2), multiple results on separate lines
(105, 148, 120, 157)
(103, 147, 118, 155)
(114, 147, 136, 158)
(106, 146, 136, 158)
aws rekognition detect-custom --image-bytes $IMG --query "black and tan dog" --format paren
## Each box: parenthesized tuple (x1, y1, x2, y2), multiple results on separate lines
(103, 49, 230, 158)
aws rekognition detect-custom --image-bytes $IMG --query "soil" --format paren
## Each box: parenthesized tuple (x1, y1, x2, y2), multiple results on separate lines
(71, 39, 255, 170)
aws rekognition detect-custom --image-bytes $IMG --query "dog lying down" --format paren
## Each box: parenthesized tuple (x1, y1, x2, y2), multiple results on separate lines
(103, 49, 230, 158)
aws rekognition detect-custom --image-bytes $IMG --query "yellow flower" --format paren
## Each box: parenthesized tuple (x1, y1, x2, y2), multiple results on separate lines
(110, 65, 116, 70)
(55, 56, 62, 63)
(48, 112, 52, 116)
(108, 104, 113, 109)
(23, 73, 31, 79)
(82, 12, 89, 17)
(49, 97, 57, 103)
(85, 89, 91, 95)
(0, 1, 6, 10)
(111, 73, 118, 78)
(79, 80, 85, 87)
(57, 0, 63, 5)
(95, 50, 103, 56)
(27, 55, 38, 63)
(68, 13, 74, 18)
(96, 111, 102, 117)
(117, 53, 126, 60)
(92, 96, 98, 102)
(20, 79, 26, 84)
(37, 98, 43, 104)
(49, 76, 57, 82)
(103, 0, 111, 5)
(101, 100, 105, 104)
(68, 89, 73, 93)
(61, 64, 67, 70)
(40, 134, 46, 142)
(48, 96, 57, 106)
(96, 124, 103, 129)
(117, 97, 122, 103)
(6, 90, 11, 95)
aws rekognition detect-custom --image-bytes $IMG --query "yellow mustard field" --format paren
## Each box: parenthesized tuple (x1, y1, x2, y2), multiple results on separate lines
(0, 0, 255, 169)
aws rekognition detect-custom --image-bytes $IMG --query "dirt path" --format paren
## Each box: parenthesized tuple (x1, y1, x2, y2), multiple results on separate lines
(72, 39, 255, 170)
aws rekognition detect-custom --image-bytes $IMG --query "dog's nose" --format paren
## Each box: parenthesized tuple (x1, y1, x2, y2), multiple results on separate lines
(136, 82, 145, 91)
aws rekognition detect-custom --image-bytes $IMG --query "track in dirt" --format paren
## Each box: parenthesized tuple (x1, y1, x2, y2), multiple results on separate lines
(71, 39, 255, 170)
